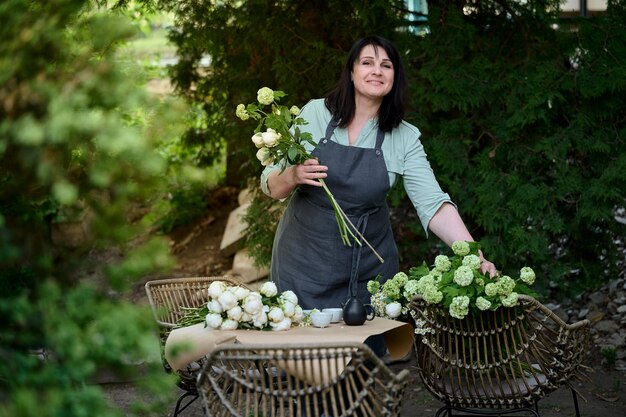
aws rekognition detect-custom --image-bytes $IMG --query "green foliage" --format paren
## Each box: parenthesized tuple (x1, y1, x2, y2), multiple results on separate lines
(242, 184, 286, 269)
(408, 1, 626, 297)
(0, 0, 178, 415)
(156, 0, 410, 186)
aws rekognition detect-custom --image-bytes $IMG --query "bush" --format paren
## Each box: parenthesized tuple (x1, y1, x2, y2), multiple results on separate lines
(0, 1, 177, 415)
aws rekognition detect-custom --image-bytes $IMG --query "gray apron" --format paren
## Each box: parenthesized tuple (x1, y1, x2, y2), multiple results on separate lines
(271, 119, 399, 310)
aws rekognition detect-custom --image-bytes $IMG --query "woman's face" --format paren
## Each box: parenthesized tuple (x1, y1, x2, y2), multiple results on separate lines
(351, 44, 394, 102)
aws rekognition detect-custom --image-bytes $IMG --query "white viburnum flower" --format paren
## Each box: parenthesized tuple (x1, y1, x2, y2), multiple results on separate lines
(462, 254, 481, 270)
(218, 291, 238, 310)
(259, 281, 278, 297)
(256, 147, 273, 166)
(451, 240, 471, 256)
(208, 281, 227, 299)
(422, 285, 444, 304)
(501, 292, 519, 307)
(392, 272, 408, 286)
(434, 255, 452, 272)
(449, 296, 470, 319)
(289, 105, 300, 115)
(268, 306, 285, 323)
(257, 87, 274, 105)
(270, 317, 292, 331)
(497, 276, 516, 296)
(251, 132, 264, 148)
(227, 305, 243, 322)
(205, 313, 223, 329)
(485, 282, 498, 297)
(220, 319, 239, 330)
(403, 280, 419, 299)
(453, 266, 474, 287)
(417, 275, 436, 294)
(207, 299, 223, 314)
(236, 104, 249, 120)
(261, 128, 281, 147)
(476, 297, 492, 311)
(385, 302, 402, 318)
(520, 267, 536, 285)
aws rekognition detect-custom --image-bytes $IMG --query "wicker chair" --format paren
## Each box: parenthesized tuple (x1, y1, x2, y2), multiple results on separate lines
(196, 341, 411, 417)
(144, 276, 246, 417)
(410, 294, 591, 417)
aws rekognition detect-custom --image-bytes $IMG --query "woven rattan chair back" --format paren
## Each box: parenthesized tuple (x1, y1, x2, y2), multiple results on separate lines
(197, 342, 411, 417)
(410, 294, 591, 417)
(144, 276, 246, 417)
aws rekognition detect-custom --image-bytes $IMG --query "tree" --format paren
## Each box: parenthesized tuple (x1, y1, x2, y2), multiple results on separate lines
(0, 1, 176, 415)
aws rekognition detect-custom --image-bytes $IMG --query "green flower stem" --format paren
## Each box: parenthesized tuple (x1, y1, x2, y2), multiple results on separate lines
(319, 179, 385, 264)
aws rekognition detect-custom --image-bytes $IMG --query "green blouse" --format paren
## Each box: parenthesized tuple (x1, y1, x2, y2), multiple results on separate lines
(260, 99, 454, 234)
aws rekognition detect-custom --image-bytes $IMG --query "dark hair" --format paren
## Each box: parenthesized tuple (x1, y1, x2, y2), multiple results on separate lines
(325, 35, 408, 132)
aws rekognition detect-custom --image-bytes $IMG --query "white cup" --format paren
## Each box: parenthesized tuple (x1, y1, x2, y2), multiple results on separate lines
(322, 308, 343, 323)
(310, 312, 332, 328)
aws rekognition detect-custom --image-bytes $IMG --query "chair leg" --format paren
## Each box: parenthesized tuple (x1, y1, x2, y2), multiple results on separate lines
(571, 387, 581, 417)
(172, 390, 198, 417)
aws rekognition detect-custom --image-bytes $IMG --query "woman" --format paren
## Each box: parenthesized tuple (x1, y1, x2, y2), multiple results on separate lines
(260, 35, 496, 314)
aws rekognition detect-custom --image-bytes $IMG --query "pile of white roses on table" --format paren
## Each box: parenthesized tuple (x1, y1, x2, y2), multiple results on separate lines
(177, 281, 305, 331)
(368, 241, 537, 322)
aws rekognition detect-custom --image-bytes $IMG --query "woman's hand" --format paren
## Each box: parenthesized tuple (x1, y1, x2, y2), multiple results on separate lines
(478, 251, 497, 278)
(290, 158, 327, 187)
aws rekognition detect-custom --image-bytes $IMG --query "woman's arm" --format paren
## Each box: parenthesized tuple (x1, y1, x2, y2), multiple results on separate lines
(265, 159, 328, 200)
(428, 202, 497, 277)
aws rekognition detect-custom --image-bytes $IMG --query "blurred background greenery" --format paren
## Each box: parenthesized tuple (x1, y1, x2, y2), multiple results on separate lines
(1, 0, 624, 416)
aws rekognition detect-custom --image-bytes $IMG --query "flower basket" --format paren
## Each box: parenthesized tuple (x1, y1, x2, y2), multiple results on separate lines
(368, 241, 537, 334)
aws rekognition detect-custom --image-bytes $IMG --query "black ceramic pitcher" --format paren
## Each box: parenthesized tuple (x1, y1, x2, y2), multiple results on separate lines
(342, 295, 375, 326)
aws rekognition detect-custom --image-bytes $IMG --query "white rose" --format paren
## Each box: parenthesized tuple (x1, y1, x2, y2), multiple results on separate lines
(220, 319, 239, 330)
(256, 147, 273, 166)
(252, 311, 268, 328)
(205, 313, 223, 329)
(270, 317, 292, 331)
(280, 290, 298, 305)
(207, 300, 223, 313)
(292, 305, 304, 322)
(261, 128, 281, 147)
(232, 286, 250, 300)
(268, 306, 285, 323)
(218, 291, 238, 310)
(227, 305, 243, 321)
(251, 132, 264, 148)
(281, 301, 296, 317)
(208, 281, 227, 299)
(259, 281, 278, 297)
(243, 293, 263, 315)
(385, 302, 402, 318)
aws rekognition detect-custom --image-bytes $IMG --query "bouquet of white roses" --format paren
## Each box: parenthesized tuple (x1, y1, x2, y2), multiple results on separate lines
(177, 281, 305, 331)
(236, 87, 383, 263)
(368, 240, 537, 322)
